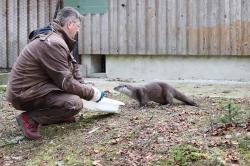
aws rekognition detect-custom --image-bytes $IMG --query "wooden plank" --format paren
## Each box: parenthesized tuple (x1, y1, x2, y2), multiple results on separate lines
(82, 14, 92, 54)
(50, 0, 57, 21)
(118, 0, 128, 54)
(235, 1, 242, 56)
(18, 0, 28, 54)
(100, 12, 109, 54)
(77, 0, 250, 56)
(230, 0, 242, 55)
(28, 0, 38, 33)
(187, 0, 198, 55)
(167, 0, 177, 54)
(235, 0, 242, 56)
(241, 0, 250, 55)
(44, 0, 50, 22)
(127, 0, 136, 54)
(92, 14, 101, 54)
(7, 0, 18, 68)
(207, 0, 220, 55)
(38, 0, 46, 27)
(146, 0, 156, 54)
(229, 0, 236, 55)
(0, 0, 7, 68)
(137, 0, 146, 54)
(109, 0, 118, 54)
(198, 0, 209, 55)
(176, 0, 187, 55)
(219, 0, 230, 55)
(157, 0, 167, 54)
(78, 19, 84, 55)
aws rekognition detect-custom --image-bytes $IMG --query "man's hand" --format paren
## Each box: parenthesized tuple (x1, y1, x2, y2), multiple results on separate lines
(91, 87, 105, 102)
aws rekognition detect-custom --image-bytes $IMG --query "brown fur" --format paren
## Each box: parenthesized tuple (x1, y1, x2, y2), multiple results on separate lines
(114, 82, 197, 107)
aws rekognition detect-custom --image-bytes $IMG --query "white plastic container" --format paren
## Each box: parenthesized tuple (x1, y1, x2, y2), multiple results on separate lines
(82, 97, 125, 113)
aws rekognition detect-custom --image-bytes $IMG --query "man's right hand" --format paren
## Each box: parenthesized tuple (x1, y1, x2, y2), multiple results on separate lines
(91, 87, 105, 102)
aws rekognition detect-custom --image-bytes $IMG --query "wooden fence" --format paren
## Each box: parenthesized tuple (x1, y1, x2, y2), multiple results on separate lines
(1, 0, 250, 69)
(79, 0, 250, 56)
(0, 0, 57, 69)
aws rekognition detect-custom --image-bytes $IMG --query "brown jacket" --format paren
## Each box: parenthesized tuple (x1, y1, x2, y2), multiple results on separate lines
(6, 22, 94, 106)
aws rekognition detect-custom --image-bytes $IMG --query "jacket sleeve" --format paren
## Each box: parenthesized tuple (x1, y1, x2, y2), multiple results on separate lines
(38, 41, 94, 100)
(73, 63, 85, 84)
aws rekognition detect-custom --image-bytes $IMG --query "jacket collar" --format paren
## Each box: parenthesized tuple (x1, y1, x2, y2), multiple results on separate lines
(51, 21, 76, 52)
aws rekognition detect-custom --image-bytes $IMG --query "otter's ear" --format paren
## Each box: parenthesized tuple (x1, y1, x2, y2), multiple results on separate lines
(121, 84, 128, 88)
(117, 84, 125, 88)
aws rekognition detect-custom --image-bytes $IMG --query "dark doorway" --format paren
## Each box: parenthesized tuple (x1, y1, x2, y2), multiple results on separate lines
(91, 54, 106, 73)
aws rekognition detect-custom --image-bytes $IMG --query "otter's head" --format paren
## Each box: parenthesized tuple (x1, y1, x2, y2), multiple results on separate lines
(113, 84, 134, 97)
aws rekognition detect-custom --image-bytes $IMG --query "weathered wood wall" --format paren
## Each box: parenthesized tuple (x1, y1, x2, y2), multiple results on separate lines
(0, 0, 58, 69)
(1, 0, 250, 69)
(79, 0, 250, 56)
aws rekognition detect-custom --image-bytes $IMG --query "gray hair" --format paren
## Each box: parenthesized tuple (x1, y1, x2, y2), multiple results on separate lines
(56, 7, 82, 26)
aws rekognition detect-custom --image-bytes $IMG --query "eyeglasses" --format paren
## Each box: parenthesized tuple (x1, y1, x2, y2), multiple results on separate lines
(72, 21, 81, 29)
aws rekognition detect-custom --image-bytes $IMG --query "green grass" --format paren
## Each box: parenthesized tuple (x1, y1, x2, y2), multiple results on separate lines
(149, 144, 207, 166)
(239, 136, 250, 165)
(25, 143, 83, 166)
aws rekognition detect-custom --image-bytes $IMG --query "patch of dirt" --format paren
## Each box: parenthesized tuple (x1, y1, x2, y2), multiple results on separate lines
(0, 81, 250, 165)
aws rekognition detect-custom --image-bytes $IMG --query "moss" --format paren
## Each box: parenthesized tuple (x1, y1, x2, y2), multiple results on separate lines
(25, 144, 56, 166)
(63, 152, 82, 166)
(147, 158, 172, 166)
(127, 127, 141, 140)
(91, 143, 120, 159)
(85, 159, 94, 166)
(240, 149, 250, 165)
(239, 136, 250, 150)
(25, 143, 83, 166)
(0, 85, 6, 93)
(171, 144, 206, 163)
(239, 136, 250, 165)
(200, 147, 225, 166)
(149, 144, 207, 166)
(39, 113, 114, 139)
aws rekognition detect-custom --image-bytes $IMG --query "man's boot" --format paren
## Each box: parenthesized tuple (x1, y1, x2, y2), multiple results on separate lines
(16, 112, 42, 140)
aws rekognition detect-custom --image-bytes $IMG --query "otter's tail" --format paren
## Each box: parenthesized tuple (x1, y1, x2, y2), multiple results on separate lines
(173, 89, 197, 106)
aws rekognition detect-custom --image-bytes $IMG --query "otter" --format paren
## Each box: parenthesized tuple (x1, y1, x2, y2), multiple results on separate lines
(114, 82, 197, 107)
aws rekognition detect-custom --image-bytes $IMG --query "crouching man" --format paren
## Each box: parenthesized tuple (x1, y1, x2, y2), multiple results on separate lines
(6, 7, 104, 140)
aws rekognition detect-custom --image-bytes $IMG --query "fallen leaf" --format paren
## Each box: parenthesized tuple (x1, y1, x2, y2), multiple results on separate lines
(93, 160, 103, 166)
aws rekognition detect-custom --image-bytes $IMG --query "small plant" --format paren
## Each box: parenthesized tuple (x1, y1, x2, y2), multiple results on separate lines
(148, 144, 207, 166)
(220, 102, 243, 125)
(151, 144, 207, 166)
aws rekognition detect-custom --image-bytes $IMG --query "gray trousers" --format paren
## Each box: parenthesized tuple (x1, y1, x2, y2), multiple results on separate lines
(17, 91, 83, 124)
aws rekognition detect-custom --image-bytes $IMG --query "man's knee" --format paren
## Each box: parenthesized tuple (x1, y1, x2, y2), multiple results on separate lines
(64, 95, 83, 111)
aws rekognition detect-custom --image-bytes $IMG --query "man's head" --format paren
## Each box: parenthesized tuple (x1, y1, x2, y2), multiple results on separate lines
(56, 7, 82, 39)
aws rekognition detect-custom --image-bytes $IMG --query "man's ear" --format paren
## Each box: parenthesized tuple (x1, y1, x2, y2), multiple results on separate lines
(65, 21, 73, 30)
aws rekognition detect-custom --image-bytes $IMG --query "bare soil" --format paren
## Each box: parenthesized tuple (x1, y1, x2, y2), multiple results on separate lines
(0, 79, 250, 166)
